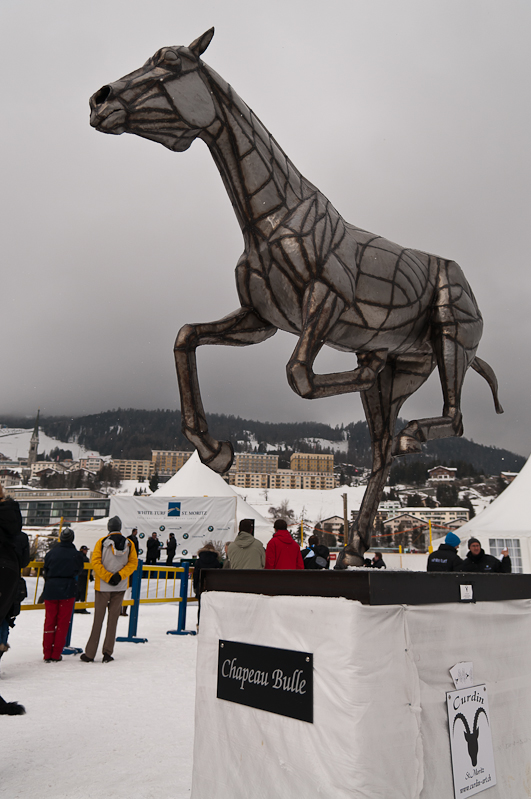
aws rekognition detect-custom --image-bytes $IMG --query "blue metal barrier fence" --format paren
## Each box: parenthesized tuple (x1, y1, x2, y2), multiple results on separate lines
(21, 559, 196, 653)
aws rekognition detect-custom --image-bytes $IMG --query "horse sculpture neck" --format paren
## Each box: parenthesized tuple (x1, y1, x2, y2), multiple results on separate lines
(200, 64, 320, 237)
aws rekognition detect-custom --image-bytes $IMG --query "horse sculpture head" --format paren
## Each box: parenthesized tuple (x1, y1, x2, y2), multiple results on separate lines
(89, 28, 216, 152)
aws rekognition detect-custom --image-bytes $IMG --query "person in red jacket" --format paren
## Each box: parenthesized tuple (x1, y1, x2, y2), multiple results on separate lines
(265, 520, 304, 570)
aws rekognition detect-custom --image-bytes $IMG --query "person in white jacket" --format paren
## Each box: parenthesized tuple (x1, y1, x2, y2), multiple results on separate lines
(80, 516, 138, 663)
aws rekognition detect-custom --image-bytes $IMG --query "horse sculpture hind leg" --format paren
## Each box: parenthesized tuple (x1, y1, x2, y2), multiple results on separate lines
(393, 259, 498, 456)
(338, 351, 436, 566)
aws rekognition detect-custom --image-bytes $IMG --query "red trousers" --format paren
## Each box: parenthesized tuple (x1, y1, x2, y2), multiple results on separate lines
(43, 598, 75, 660)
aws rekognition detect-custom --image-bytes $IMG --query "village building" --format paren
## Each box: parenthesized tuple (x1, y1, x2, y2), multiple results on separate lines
(501, 471, 519, 484)
(5, 487, 110, 526)
(78, 456, 105, 471)
(427, 465, 457, 482)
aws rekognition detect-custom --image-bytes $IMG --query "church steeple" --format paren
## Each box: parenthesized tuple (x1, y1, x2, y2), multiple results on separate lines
(28, 409, 40, 466)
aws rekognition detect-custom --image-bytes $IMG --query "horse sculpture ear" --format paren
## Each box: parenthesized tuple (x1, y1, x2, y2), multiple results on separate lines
(189, 28, 214, 57)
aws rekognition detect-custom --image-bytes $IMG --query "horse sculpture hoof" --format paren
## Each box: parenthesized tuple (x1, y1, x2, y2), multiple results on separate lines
(334, 547, 365, 570)
(203, 441, 234, 474)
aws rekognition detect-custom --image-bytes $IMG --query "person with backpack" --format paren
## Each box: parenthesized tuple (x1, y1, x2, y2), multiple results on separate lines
(301, 535, 330, 570)
(80, 516, 138, 663)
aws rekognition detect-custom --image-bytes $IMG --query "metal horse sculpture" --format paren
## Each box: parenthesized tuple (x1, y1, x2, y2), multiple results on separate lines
(90, 29, 502, 565)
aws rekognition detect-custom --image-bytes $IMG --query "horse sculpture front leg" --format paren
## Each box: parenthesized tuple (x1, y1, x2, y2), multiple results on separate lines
(174, 307, 277, 473)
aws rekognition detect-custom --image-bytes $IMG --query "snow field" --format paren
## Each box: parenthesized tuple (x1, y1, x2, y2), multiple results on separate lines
(0, 602, 198, 799)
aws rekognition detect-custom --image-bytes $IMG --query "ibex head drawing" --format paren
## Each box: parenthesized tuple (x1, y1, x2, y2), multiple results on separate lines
(453, 707, 489, 767)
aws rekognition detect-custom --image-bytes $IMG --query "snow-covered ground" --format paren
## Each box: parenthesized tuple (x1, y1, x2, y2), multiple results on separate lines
(459, 486, 496, 516)
(301, 436, 348, 454)
(1, 602, 198, 799)
(234, 431, 348, 455)
(0, 428, 103, 462)
(108, 479, 153, 496)
(232, 484, 367, 525)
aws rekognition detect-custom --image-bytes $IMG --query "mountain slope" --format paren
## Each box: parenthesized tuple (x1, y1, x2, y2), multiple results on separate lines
(0, 409, 524, 475)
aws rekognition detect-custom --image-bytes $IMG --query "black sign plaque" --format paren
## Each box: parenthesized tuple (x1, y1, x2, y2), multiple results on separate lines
(217, 640, 313, 723)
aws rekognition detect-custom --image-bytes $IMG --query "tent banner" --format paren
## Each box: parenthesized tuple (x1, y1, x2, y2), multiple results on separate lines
(110, 496, 237, 558)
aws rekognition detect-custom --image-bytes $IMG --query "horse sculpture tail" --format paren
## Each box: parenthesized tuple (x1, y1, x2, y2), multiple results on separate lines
(471, 357, 504, 414)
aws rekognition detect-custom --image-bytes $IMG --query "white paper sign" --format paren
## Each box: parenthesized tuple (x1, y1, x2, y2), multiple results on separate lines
(110, 495, 237, 557)
(450, 662, 474, 690)
(460, 585, 474, 601)
(447, 684, 496, 798)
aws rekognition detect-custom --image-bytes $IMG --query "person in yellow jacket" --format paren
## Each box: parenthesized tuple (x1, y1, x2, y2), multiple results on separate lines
(80, 516, 138, 663)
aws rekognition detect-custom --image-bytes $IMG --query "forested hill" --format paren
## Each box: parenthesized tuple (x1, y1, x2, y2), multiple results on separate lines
(0, 409, 525, 476)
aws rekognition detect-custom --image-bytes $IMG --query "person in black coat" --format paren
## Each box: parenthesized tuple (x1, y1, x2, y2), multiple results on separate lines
(0, 488, 24, 625)
(166, 533, 177, 565)
(74, 546, 91, 613)
(301, 535, 330, 569)
(42, 528, 84, 662)
(371, 552, 387, 569)
(0, 526, 30, 655)
(427, 532, 463, 572)
(0, 486, 26, 714)
(146, 533, 161, 565)
(193, 544, 222, 626)
(127, 528, 140, 555)
(460, 537, 511, 573)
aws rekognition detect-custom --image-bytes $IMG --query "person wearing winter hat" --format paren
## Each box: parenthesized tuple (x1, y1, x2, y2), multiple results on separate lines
(42, 528, 85, 662)
(460, 537, 511, 573)
(80, 516, 138, 663)
(301, 534, 330, 570)
(227, 519, 266, 570)
(265, 520, 304, 570)
(427, 531, 463, 572)
(192, 542, 223, 627)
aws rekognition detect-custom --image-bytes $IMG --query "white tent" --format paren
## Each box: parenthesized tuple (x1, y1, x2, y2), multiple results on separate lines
(448, 455, 531, 572)
(153, 452, 273, 546)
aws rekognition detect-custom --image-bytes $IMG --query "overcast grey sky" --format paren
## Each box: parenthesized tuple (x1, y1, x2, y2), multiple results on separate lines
(1, 0, 530, 455)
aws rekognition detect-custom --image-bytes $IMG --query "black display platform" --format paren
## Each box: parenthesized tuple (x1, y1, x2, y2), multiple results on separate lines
(201, 569, 531, 605)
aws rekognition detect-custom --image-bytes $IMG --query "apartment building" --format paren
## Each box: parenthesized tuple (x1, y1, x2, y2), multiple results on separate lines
(79, 456, 105, 471)
(111, 459, 154, 480)
(227, 468, 337, 490)
(228, 472, 270, 489)
(385, 507, 470, 526)
(151, 450, 193, 477)
(290, 453, 334, 474)
(232, 453, 278, 473)
(269, 470, 337, 490)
